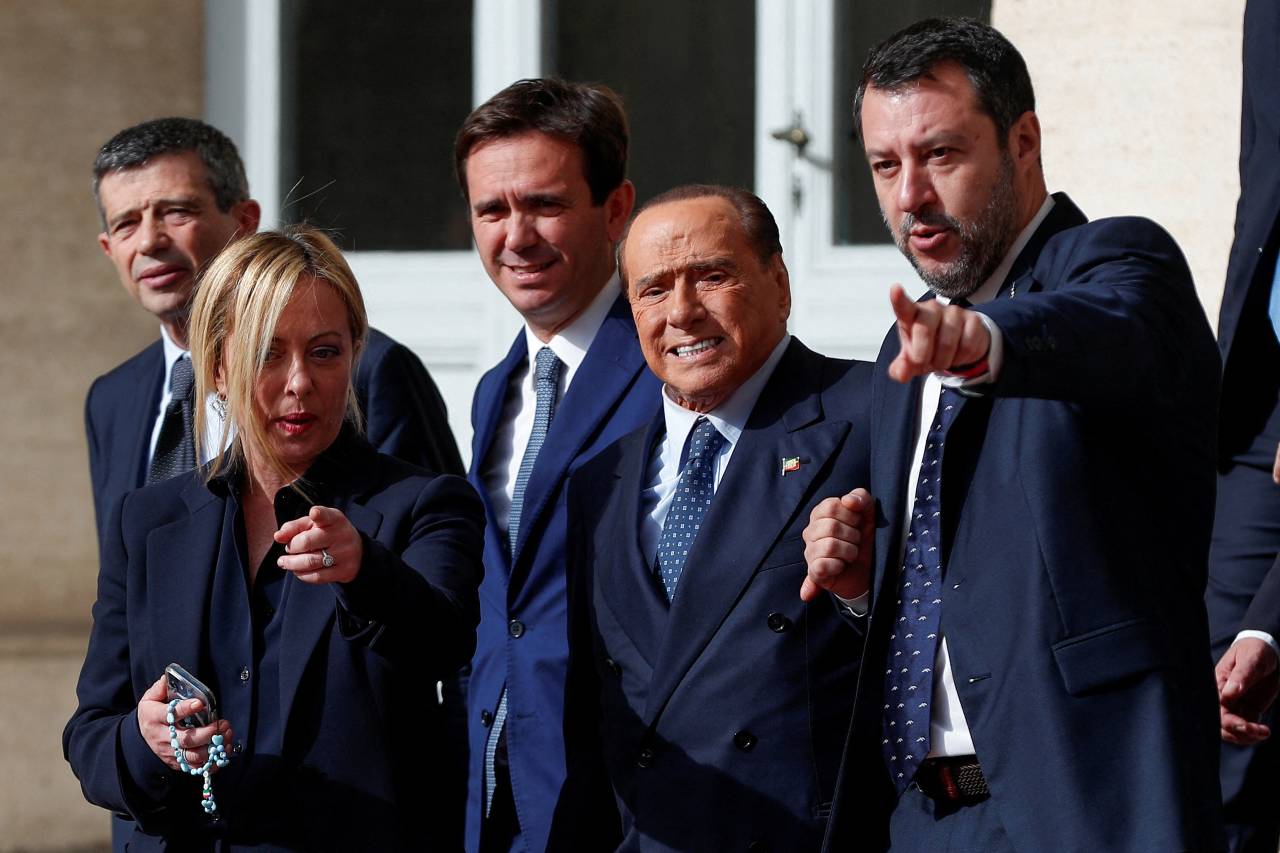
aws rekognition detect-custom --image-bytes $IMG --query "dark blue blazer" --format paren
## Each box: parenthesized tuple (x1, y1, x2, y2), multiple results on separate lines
(463, 294, 661, 853)
(824, 195, 1225, 853)
(64, 434, 483, 851)
(1218, 0, 1280, 465)
(565, 339, 872, 852)
(85, 327, 463, 542)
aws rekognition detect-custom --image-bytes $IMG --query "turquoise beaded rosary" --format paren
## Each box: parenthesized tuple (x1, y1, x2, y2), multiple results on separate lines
(166, 698, 231, 814)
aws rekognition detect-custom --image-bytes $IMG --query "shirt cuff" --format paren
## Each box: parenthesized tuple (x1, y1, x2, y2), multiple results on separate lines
(834, 590, 870, 617)
(941, 313, 1003, 388)
(1235, 630, 1280, 660)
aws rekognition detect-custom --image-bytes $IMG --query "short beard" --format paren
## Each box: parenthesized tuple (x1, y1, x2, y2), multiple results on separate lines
(890, 151, 1018, 300)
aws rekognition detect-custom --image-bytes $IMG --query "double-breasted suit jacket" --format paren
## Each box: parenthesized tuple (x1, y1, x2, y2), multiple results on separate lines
(567, 339, 873, 852)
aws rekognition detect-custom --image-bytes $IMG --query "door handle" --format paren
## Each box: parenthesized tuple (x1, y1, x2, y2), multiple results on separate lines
(770, 117, 811, 154)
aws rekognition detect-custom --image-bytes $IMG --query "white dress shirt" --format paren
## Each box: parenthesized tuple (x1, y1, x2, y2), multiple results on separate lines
(480, 277, 621, 536)
(637, 335, 791, 563)
(151, 325, 226, 467)
(899, 195, 1055, 757)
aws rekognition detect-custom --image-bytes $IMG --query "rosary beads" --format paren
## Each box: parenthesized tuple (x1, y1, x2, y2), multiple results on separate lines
(166, 698, 230, 815)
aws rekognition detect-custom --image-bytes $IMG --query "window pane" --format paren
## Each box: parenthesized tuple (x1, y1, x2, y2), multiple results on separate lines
(280, 0, 473, 251)
(546, 0, 755, 205)
(833, 1, 991, 245)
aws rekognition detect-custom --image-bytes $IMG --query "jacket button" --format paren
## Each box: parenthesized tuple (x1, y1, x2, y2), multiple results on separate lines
(733, 730, 757, 751)
(239, 667, 251, 682)
(509, 619, 525, 638)
(604, 657, 622, 677)
(232, 741, 244, 754)
(636, 746, 655, 768)
(766, 613, 791, 633)
(481, 710, 494, 728)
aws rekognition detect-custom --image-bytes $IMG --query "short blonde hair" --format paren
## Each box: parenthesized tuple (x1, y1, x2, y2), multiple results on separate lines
(189, 225, 369, 486)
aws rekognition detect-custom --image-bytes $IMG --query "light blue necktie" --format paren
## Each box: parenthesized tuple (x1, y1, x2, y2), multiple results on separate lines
(654, 417, 726, 602)
(1268, 254, 1280, 344)
(484, 346, 561, 818)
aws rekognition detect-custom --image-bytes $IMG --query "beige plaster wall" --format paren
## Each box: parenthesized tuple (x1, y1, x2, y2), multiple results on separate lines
(0, 2, 201, 848)
(994, 0, 1246, 324)
(0, 0, 202, 632)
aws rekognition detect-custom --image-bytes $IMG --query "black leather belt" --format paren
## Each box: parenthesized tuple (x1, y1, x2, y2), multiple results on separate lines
(914, 755, 989, 803)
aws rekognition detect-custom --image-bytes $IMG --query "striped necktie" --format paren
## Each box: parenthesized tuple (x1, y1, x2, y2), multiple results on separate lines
(147, 355, 196, 484)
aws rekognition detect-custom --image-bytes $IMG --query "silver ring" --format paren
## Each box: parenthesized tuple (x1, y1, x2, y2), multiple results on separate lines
(320, 548, 335, 568)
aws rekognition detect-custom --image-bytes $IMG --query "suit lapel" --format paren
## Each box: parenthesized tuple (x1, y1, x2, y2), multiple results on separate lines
(147, 478, 223, 674)
(594, 416, 669, 666)
(1000, 192, 1087, 298)
(510, 296, 646, 570)
(469, 332, 527, 577)
(128, 344, 166, 488)
(870, 349, 923, 611)
(278, 486, 384, 729)
(642, 342, 849, 726)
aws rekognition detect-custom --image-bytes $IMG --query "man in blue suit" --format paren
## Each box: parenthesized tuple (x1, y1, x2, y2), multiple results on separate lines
(1209, 3, 1280, 849)
(806, 18, 1224, 851)
(87, 118, 463, 538)
(454, 79, 661, 852)
(564, 185, 873, 851)
(86, 117, 464, 851)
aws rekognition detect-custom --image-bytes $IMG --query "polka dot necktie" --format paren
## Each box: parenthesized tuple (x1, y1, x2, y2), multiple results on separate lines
(147, 355, 197, 485)
(484, 345, 561, 818)
(655, 417, 726, 602)
(881, 385, 963, 793)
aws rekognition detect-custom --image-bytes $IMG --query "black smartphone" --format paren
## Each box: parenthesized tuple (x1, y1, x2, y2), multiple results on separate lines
(164, 663, 218, 728)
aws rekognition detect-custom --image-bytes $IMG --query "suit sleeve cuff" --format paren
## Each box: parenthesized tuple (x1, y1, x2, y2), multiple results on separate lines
(1235, 630, 1280, 660)
(119, 709, 177, 806)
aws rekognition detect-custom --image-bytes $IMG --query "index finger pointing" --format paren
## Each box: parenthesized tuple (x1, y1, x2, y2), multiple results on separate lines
(275, 515, 315, 544)
(308, 505, 344, 527)
(889, 284, 918, 324)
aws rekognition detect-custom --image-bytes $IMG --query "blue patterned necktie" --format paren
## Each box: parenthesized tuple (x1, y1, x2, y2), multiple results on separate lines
(655, 417, 726, 602)
(882, 385, 963, 793)
(484, 345, 561, 818)
(147, 355, 196, 484)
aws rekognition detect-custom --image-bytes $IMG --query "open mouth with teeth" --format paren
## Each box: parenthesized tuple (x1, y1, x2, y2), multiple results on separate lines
(672, 338, 723, 358)
(505, 259, 557, 278)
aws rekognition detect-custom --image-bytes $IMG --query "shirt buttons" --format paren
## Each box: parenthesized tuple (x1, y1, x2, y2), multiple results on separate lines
(636, 746, 655, 768)
(239, 667, 251, 682)
(508, 619, 525, 639)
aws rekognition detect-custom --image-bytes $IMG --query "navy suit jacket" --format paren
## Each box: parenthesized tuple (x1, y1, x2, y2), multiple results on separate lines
(824, 195, 1225, 853)
(464, 294, 661, 853)
(85, 327, 463, 541)
(565, 339, 872, 852)
(1218, 0, 1280, 465)
(64, 433, 483, 850)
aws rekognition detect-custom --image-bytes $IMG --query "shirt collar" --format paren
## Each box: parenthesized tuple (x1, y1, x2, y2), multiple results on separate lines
(939, 194, 1055, 307)
(159, 323, 190, 374)
(661, 333, 792, 454)
(521, 271, 621, 376)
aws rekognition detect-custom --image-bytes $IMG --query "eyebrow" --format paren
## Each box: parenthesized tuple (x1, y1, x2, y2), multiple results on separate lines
(106, 194, 204, 230)
(471, 191, 571, 215)
(866, 130, 969, 161)
(632, 256, 739, 291)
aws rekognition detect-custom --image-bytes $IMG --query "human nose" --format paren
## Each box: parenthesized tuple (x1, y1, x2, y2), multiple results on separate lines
(137, 211, 170, 255)
(504, 211, 539, 253)
(666, 280, 706, 329)
(897, 162, 937, 215)
(285, 355, 313, 397)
